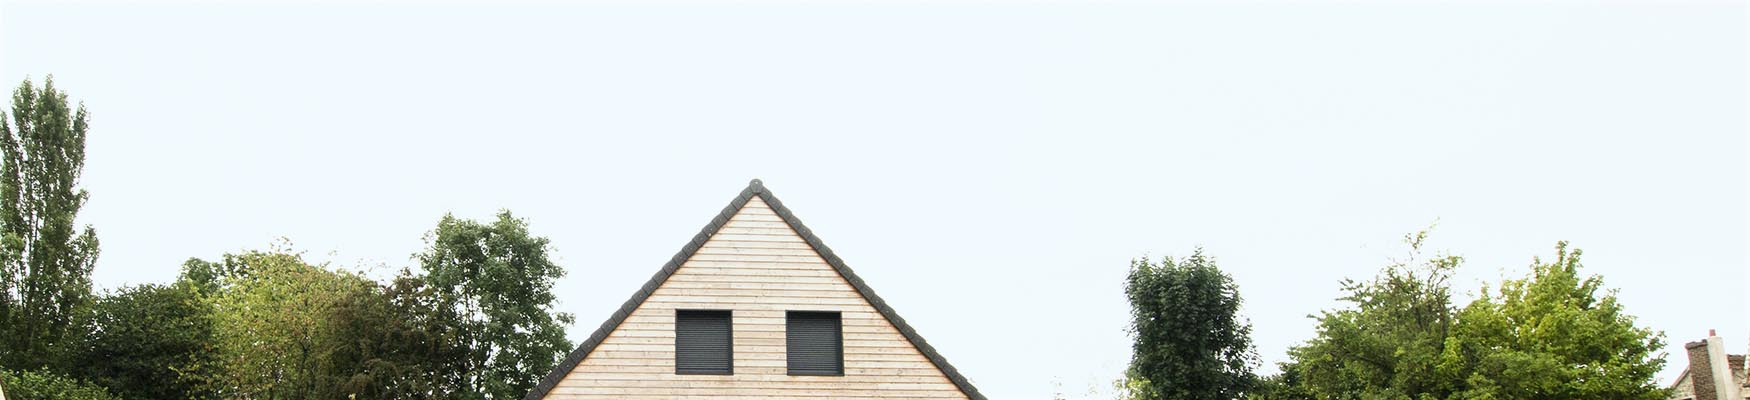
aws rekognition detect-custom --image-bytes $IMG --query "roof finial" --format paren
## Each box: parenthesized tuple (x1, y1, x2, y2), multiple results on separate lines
(1709, 328, 1717, 337)
(749, 179, 765, 193)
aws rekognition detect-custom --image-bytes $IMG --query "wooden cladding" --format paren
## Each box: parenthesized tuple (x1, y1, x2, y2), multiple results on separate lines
(674, 310, 732, 375)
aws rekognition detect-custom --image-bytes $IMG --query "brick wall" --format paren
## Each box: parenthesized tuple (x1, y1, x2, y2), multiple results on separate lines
(1690, 340, 1720, 400)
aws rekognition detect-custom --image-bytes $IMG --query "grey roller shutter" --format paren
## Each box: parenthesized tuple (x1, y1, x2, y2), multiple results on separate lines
(675, 310, 733, 375)
(786, 311, 844, 376)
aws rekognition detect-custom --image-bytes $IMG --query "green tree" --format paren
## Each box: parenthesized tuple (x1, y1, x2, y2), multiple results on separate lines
(1287, 231, 1461, 400)
(190, 247, 477, 400)
(202, 248, 375, 399)
(0, 368, 119, 400)
(1436, 242, 1666, 400)
(1281, 232, 1666, 400)
(1248, 363, 1314, 400)
(326, 269, 471, 399)
(63, 278, 216, 400)
(1123, 250, 1258, 400)
(0, 77, 101, 370)
(415, 211, 573, 399)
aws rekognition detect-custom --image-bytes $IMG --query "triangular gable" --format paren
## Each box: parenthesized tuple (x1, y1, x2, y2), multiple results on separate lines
(524, 179, 983, 400)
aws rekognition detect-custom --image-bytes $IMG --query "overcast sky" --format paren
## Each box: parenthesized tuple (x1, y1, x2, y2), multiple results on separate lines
(3, 1, 1745, 398)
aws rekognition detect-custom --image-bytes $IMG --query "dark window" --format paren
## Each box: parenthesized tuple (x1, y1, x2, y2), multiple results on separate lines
(675, 310, 732, 375)
(786, 311, 844, 376)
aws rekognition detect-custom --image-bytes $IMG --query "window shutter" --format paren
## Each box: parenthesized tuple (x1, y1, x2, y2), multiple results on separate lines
(786, 311, 844, 375)
(675, 310, 733, 374)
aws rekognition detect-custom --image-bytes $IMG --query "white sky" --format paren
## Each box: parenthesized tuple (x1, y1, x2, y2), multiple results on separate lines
(3, 1, 1745, 398)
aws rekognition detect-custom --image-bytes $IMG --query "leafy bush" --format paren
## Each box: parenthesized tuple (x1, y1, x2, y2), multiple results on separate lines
(0, 368, 120, 400)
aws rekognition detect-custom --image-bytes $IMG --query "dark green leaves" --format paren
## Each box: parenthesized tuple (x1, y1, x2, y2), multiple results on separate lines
(415, 211, 575, 399)
(63, 281, 216, 400)
(1125, 249, 1258, 400)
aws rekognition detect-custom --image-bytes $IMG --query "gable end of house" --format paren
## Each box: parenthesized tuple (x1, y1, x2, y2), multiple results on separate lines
(523, 179, 983, 400)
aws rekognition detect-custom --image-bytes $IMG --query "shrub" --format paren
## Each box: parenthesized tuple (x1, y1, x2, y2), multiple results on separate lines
(0, 369, 120, 400)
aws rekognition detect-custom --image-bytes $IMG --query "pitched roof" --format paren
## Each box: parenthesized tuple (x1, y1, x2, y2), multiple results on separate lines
(523, 179, 984, 400)
(1667, 353, 1750, 392)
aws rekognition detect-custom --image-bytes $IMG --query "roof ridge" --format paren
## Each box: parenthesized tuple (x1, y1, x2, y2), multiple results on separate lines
(524, 179, 984, 400)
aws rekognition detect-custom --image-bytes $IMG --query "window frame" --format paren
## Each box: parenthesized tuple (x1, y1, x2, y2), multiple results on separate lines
(674, 309, 735, 375)
(785, 310, 845, 376)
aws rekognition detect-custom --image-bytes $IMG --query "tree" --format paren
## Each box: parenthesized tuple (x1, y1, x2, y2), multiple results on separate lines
(1281, 232, 1666, 400)
(203, 248, 376, 399)
(325, 269, 471, 399)
(415, 211, 573, 399)
(1436, 242, 1666, 400)
(1287, 230, 1461, 400)
(63, 278, 216, 400)
(1248, 363, 1314, 400)
(189, 246, 479, 400)
(1123, 249, 1258, 400)
(0, 76, 101, 370)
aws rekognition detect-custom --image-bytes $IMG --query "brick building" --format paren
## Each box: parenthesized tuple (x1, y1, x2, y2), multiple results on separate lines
(1669, 331, 1748, 400)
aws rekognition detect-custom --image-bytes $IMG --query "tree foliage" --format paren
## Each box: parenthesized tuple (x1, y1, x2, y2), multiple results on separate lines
(1437, 242, 1666, 400)
(63, 278, 216, 400)
(1283, 232, 1668, 400)
(325, 269, 471, 399)
(1288, 231, 1460, 400)
(0, 368, 119, 400)
(0, 76, 101, 371)
(415, 211, 574, 399)
(176, 246, 492, 400)
(175, 212, 577, 400)
(1247, 363, 1314, 400)
(1124, 250, 1258, 400)
(201, 248, 377, 399)
(0, 76, 592, 399)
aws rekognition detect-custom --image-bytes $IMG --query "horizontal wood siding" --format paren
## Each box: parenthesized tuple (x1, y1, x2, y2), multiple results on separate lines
(544, 197, 968, 399)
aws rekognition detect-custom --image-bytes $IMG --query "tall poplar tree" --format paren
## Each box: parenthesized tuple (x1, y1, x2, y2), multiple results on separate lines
(0, 76, 101, 370)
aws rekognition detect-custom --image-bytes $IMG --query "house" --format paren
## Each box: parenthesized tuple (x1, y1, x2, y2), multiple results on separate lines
(524, 179, 984, 400)
(1668, 330, 1748, 400)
